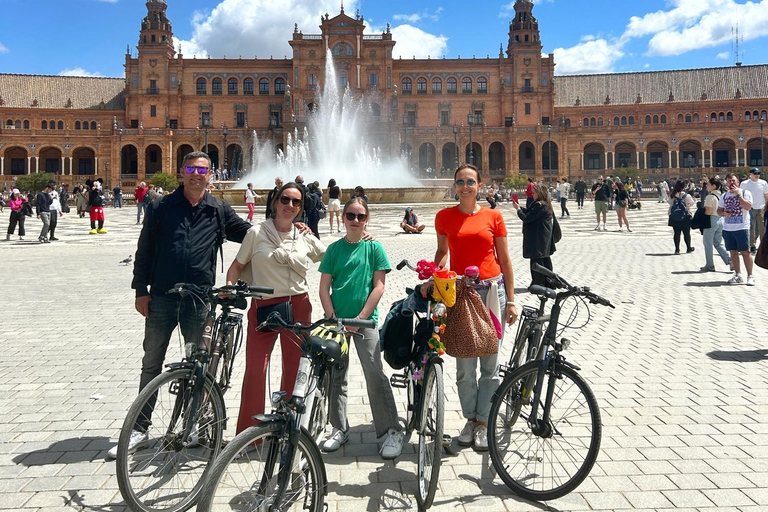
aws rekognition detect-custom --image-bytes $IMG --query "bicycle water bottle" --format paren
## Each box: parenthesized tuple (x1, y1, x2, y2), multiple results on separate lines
(292, 356, 312, 398)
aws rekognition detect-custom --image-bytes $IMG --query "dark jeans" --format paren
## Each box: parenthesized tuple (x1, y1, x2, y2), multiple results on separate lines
(135, 294, 209, 431)
(113, 195, 122, 208)
(7, 211, 25, 236)
(673, 225, 692, 252)
(560, 197, 570, 217)
(308, 211, 320, 239)
(576, 193, 585, 207)
(530, 257, 553, 287)
(49, 212, 58, 237)
(526, 196, 534, 208)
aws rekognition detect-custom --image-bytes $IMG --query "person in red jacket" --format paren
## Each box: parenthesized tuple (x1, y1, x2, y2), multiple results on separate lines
(135, 182, 148, 224)
(524, 177, 535, 208)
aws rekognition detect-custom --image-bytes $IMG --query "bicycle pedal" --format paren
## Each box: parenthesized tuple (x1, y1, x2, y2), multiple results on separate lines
(442, 434, 452, 447)
(498, 365, 509, 379)
(389, 374, 409, 389)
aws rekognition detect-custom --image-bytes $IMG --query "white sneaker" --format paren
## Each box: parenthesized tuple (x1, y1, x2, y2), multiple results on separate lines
(728, 274, 744, 285)
(107, 429, 148, 459)
(601, 225, 608, 232)
(380, 428, 404, 459)
(627, 227, 633, 232)
(746, 275, 756, 286)
(617, 227, 624, 232)
(474, 425, 488, 451)
(321, 428, 349, 452)
(594, 224, 600, 231)
(458, 420, 476, 446)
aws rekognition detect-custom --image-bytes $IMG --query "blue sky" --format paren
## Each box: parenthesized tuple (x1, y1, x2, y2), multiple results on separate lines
(2, 0, 768, 77)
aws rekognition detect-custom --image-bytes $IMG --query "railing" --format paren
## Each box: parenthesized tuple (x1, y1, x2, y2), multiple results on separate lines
(363, 35, 384, 40)
(522, 86, 535, 93)
(303, 35, 322, 40)
(146, 88, 159, 95)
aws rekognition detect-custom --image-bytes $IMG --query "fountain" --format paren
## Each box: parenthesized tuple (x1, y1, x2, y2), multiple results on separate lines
(213, 50, 449, 205)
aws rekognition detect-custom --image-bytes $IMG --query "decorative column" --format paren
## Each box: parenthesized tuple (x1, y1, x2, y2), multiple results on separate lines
(0, 156, 4, 175)
(580, 152, 584, 171)
(69, 156, 73, 175)
(668, 150, 672, 169)
(27, 156, 31, 174)
(676, 150, 680, 169)
(636, 151, 640, 169)
(603, 151, 608, 170)
(34, 156, 39, 173)
(95, 156, 99, 175)
(61, 157, 65, 175)
(612, 151, 616, 169)
(700, 150, 705, 168)
(644, 151, 648, 169)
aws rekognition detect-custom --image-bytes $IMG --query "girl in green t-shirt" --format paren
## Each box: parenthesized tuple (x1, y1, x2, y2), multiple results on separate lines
(318, 197, 403, 460)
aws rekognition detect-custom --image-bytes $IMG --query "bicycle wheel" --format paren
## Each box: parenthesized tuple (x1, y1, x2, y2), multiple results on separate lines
(488, 361, 601, 501)
(416, 362, 444, 510)
(116, 368, 225, 512)
(508, 318, 532, 371)
(307, 369, 330, 444)
(196, 422, 325, 512)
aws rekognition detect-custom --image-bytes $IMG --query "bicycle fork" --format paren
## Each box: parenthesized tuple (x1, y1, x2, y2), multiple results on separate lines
(527, 355, 559, 439)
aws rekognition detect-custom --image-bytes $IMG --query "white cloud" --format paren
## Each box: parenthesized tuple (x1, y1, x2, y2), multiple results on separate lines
(59, 67, 103, 77)
(553, 37, 624, 74)
(392, 8, 443, 24)
(717, 51, 731, 59)
(0, 42, 9, 54)
(390, 25, 448, 59)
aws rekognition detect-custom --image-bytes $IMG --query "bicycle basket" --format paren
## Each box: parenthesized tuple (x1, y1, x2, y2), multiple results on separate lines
(432, 268, 457, 307)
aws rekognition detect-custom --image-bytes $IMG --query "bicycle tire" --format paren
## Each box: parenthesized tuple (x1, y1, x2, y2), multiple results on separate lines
(116, 368, 225, 512)
(307, 369, 331, 444)
(488, 361, 601, 501)
(196, 422, 326, 512)
(416, 362, 444, 510)
(509, 318, 532, 371)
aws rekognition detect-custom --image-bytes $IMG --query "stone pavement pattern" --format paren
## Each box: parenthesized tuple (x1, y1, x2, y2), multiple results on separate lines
(0, 200, 767, 512)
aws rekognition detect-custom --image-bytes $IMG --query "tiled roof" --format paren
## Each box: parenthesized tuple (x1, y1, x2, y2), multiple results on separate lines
(554, 64, 768, 107)
(0, 74, 126, 110)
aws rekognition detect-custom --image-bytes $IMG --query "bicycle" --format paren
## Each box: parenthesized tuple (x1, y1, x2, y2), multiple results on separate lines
(488, 263, 614, 501)
(196, 313, 374, 512)
(386, 259, 452, 511)
(116, 280, 273, 512)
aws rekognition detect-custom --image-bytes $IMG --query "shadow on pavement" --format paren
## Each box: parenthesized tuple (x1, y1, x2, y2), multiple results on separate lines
(671, 270, 707, 275)
(684, 281, 728, 287)
(646, 253, 677, 257)
(12, 436, 111, 465)
(707, 349, 768, 362)
(64, 490, 127, 512)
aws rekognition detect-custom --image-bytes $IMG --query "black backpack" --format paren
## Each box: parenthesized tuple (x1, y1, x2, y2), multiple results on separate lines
(670, 194, 688, 222)
(303, 186, 316, 215)
(380, 299, 415, 370)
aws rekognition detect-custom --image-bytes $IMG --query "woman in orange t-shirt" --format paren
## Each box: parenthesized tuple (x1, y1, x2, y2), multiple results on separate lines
(431, 164, 518, 451)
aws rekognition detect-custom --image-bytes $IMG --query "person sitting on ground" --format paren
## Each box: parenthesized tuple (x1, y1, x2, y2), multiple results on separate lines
(400, 207, 425, 233)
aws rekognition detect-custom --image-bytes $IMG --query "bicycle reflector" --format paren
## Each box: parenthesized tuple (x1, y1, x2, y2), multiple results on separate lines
(311, 326, 349, 355)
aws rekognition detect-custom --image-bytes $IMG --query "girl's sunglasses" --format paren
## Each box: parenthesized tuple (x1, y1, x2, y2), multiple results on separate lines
(345, 212, 368, 222)
(184, 166, 209, 175)
(455, 179, 477, 187)
(279, 196, 302, 206)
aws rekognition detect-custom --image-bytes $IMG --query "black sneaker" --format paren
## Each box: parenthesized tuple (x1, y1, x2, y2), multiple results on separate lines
(49, 236, 58, 241)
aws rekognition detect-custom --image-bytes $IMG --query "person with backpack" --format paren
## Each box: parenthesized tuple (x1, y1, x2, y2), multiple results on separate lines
(107, 151, 252, 459)
(294, 175, 315, 224)
(668, 180, 695, 254)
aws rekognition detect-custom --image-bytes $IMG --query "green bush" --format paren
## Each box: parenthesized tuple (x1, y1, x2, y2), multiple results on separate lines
(13, 173, 57, 194)
(503, 174, 530, 189)
(149, 172, 180, 193)
(609, 167, 638, 183)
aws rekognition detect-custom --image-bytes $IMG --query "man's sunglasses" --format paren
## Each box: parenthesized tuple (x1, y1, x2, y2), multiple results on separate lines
(279, 196, 302, 206)
(345, 212, 368, 222)
(184, 166, 209, 175)
(455, 179, 477, 187)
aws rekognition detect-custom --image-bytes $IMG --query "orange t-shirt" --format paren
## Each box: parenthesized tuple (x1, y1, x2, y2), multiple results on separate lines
(434, 206, 507, 279)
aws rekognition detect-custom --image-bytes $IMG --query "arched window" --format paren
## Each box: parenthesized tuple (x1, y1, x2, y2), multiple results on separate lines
(718, 112, 725, 122)
(370, 102, 381, 117)
(745, 111, 752, 121)
(196, 77, 207, 95)
(275, 77, 285, 95)
(621, 116, 627, 125)
(83, 120, 89, 130)
(755, 110, 760, 119)
(243, 78, 254, 95)
(726, 111, 733, 121)
(4, 119, 11, 126)
(678, 114, 684, 123)
(564, 118, 571, 127)
(710, 112, 717, 122)
(461, 77, 472, 94)
(57, 121, 64, 130)
(447, 77, 457, 94)
(590, 117, 596, 126)
(597, 117, 603, 126)
(91, 121, 97, 130)
(402, 77, 412, 94)
(652, 115, 659, 124)
(331, 42, 354, 57)
(49, 120, 55, 130)
(228, 78, 238, 95)
(42, 120, 48, 129)
(693, 113, 699, 122)
(432, 78, 442, 94)
(75, 121, 81, 129)
(628, 116, 635, 125)
(645, 115, 652, 124)
(477, 76, 487, 94)
(339, 71, 348, 89)
(23, 120, 29, 129)
(762, 110, 768, 120)
(583, 118, 589, 127)
(614, 116, 619, 126)
(212, 78, 223, 95)
(416, 77, 427, 94)
(14, 120, 20, 129)
(660, 115, 666, 124)
(685, 114, 692, 123)
(259, 77, 269, 95)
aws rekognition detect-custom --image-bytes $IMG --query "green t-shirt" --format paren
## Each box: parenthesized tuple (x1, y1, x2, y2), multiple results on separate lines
(318, 239, 391, 323)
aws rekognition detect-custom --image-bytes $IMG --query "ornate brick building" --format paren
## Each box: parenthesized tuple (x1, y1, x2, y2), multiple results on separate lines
(1, 0, 766, 190)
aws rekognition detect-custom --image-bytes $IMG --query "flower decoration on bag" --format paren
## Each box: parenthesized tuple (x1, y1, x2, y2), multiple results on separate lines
(415, 259, 438, 280)
(427, 302, 447, 356)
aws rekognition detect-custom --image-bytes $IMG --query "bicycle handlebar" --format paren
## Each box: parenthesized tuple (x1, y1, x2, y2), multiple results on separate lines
(530, 264, 614, 309)
(167, 281, 275, 298)
(259, 312, 376, 333)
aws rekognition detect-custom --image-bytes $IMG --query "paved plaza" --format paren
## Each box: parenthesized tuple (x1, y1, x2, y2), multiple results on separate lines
(0, 198, 767, 512)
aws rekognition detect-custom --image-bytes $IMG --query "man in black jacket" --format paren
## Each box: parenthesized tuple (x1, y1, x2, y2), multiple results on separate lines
(265, 176, 283, 219)
(108, 151, 251, 459)
(35, 181, 55, 243)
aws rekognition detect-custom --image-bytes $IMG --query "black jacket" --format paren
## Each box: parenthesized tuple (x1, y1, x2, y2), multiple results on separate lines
(132, 185, 250, 297)
(35, 190, 52, 214)
(516, 202, 556, 259)
(266, 187, 279, 219)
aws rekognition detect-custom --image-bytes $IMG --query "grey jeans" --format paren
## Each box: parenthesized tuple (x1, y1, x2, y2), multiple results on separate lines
(38, 212, 50, 239)
(328, 326, 399, 438)
(455, 284, 507, 423)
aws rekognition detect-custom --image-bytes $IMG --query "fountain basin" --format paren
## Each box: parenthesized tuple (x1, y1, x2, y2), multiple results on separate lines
(211, 186, 451, 206)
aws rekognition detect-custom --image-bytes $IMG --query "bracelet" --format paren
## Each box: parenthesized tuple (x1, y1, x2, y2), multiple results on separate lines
(506, 301, 516, 306)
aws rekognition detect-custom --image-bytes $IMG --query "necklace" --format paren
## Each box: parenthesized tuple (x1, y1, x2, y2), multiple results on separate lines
(344, 235, 362, 245)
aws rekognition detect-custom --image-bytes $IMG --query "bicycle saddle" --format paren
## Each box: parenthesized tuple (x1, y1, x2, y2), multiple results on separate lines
(528, 284, 557, 299)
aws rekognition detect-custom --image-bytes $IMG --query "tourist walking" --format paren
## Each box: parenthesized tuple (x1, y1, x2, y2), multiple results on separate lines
(244, 182, 260, 223)
(591, 176, 611, 231)
(574, 178, 587, 209)
(739, 168, 768, 254)
(318, 197, 404, 459)
(48, 184, 63, 241)
(719, 173, 755, 285)
(400, 207, 425, 233)
(75, 183, 89, 218)
(113, 183, 123, 208)
(430, 164, 518, 450)
(700, 177, 730, 272)
(307, 182, 324, 238)
(613, 180, 632, 232)
(265, 176, 283, 219)
(226, 181, 326, 433)
(524, 177, 535, 208)
(668, 180, 695, 254)
(36, 181, 54, 244)
(327, 178, 342, 232)
(135, 182, 148, 224)
(5, 188, 27, 241)
(556, 178, 571, 218)
(107, 151, 252, 459)
(513, 182, 558, 286)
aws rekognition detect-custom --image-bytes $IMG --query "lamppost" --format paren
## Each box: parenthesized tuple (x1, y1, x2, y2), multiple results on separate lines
(204, 125, 209, 154)
(567, 156, 572, 181)
(118, 129, 123, 176)
(544, 124, 553, 175)
(467, 113, 475, 165)
(761, 113, 766, 172)
(222, 124, 228, 171)
(453, 125, 460, 168)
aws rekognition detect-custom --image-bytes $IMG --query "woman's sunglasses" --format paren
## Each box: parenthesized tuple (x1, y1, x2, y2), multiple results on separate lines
(279, 196, 302, 206)
(455, 179, 477, 187)
(184, 166, 209, 175)
(344, 212, 368, 222)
